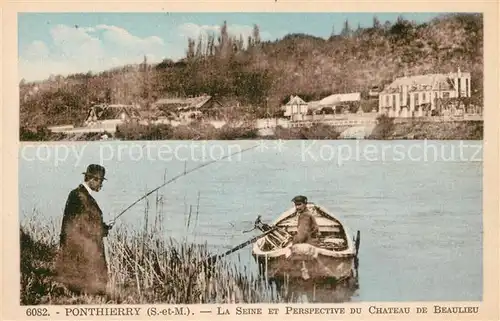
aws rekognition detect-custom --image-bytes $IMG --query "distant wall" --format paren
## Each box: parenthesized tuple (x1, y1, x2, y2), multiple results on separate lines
(47, 125, 75, 132)
(255, 118, 291, 129)
(256, 113, 379, 129)
(392, 114, 483, 123)
(47, 113, 483, 137)
(48, 120, 121, 134)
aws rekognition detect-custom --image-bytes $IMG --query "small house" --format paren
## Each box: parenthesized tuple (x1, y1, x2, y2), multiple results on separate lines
(152, 95, 223, 120)
(84, 104, 142, 128)
(283, 95, 308, 120)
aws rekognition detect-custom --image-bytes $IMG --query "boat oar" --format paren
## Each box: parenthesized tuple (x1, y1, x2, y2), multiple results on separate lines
(204, 226, 280, 265)
(355, 230, 360, 256)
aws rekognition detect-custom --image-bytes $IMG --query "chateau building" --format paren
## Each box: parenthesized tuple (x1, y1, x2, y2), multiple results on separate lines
(378, 68, 471, 117)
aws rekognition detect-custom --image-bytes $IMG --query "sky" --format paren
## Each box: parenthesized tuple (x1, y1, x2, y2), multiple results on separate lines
(18, 12, 446, 82)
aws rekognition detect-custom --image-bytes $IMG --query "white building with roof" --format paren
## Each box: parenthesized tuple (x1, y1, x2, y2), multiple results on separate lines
(379, 68, 471, 117)
(284, 92, 362, 120)
(84, 104, 141, 126)
(283, 95, 308, 120)
(309, 92, 361, 113)
(152, 94, 223, 120)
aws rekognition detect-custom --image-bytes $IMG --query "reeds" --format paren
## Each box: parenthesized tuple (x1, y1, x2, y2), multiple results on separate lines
(19, 201, 283, 305)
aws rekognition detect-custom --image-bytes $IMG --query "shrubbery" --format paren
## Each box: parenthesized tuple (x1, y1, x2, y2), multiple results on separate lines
(273, 124, 341, 140)
(20, 126, 67, 141)
(115, 121, 259, 140)
(368, 114, 396, 139)
(368, 116, 483, 140)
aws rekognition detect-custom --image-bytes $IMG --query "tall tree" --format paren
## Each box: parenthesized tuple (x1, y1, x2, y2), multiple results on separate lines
(141, 55, 148, 72)
(252, 24, 261, 44)
(206, 33, 215, 56)
(218, 20, 231, 58)
(373, 15, 381, 29)
(329, 24, 335, 39)
(141, 55, 150, 101)
(186, 38, 196, 59)
(238, 34, 245, 51)
(341, 19, 352, 38)
(195, 35, 203, 57)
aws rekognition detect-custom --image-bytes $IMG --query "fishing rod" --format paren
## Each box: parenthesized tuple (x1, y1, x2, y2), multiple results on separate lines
(204, 225, 280, 265)
(109, 144, 258, 225)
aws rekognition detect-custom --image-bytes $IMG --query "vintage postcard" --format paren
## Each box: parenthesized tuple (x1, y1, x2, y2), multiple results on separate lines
(2, 1, 499, 320)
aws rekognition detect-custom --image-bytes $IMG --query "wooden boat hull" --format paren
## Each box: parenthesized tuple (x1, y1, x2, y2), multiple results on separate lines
(251, 203, 359, 282)
(254, 250, 355, 280)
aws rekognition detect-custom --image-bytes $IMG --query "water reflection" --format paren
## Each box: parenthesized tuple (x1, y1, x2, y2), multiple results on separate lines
(261, 257, 360, 303)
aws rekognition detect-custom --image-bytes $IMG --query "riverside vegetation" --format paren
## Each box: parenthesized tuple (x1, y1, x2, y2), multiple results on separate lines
(19, 13, 483, 141)
(368, 115, 483, 140)
(20, 197, 286, 305)
(19, 117, 483, 141)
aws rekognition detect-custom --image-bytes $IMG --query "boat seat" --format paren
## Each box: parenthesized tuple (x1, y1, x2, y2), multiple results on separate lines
(285, 226, 340, 233)
(317, 237, 348, 251)
(280, 217, 340, 227)
(322, 237, 345, 244)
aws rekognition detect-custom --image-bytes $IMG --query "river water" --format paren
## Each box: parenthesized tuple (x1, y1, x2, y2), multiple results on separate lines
(19, 140, 483, 302)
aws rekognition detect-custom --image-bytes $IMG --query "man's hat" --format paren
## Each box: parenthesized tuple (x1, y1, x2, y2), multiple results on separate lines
(82, 164, 107, 180)
(291, 195, 307, 204)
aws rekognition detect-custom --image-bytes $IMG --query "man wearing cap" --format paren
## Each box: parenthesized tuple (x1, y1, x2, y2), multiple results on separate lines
(291, 195, 319, 245)
(55, 164, 113, 295)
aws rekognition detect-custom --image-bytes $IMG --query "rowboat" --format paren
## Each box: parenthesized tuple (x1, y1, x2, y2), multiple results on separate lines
(251, 203, 360, 282)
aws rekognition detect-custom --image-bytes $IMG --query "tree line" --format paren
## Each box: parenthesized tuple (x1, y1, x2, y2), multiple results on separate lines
(19, 13, 483, 128)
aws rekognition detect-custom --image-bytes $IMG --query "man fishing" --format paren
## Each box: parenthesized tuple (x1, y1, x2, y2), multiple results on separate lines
(291, 195, 319, 245)
(55, 164, 113, 295)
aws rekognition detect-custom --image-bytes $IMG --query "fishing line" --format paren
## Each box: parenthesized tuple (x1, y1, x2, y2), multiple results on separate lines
(109, 143, 259, 225)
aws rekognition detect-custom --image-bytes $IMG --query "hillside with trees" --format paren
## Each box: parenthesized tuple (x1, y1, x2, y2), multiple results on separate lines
(19, 13, 483, 129)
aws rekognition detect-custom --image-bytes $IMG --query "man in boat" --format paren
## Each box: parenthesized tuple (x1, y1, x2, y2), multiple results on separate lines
(291, 195, 320, 245)
(55, 164, 113, 296)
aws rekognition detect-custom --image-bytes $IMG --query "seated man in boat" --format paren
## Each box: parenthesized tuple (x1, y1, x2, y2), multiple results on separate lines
(291, 195, 320, 245)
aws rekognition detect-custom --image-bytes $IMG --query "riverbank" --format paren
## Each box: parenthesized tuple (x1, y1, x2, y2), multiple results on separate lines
(368, 118, 483, 140)
(20, 122, 342, 141)
(20, 118, 483, 141)
(19, 211, 280, 305)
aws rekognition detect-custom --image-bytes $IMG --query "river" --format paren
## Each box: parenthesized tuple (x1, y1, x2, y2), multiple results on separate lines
(19, 139, 483, 302)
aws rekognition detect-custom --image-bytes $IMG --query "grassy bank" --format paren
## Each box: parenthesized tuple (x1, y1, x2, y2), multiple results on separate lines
(20, 214, 282, 305)
(113, 122, 343, 140)
(115, 121, 259, 140)
(20, 126, 113, 142)
(268, 124, 342, 140)
(369, 116, 483, 140)
(20, 118, 483, 142)
(20, 121, 344, 141)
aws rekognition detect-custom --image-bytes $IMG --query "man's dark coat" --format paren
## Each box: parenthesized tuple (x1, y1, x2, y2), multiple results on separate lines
(292, 208, 320, 244)
(55, 184, 109, 294)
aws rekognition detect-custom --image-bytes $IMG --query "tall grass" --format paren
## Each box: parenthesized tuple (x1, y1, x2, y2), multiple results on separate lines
(19, 202, 283, 305)
(104, 225, 279, 304)
(20, 181, 361, 305)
